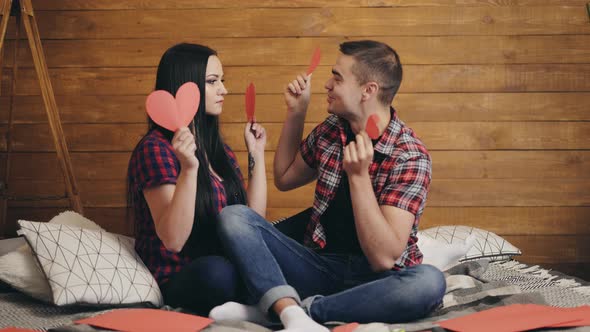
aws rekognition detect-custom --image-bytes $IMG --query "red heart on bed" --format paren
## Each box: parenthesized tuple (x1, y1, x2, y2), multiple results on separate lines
(146, 82, 200, 132)
(333, 323, 359, 332)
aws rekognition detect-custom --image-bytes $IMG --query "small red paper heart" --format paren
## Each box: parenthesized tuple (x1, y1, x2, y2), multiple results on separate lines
(366, 114, 380, 139)
(306, 47, 321, 75)
(146, 82, 200, 132)
(245, 82, 256, 122)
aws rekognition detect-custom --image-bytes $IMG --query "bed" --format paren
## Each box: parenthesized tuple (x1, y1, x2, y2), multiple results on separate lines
(0, 212, 589, 332)
(1, 258, 588, 331)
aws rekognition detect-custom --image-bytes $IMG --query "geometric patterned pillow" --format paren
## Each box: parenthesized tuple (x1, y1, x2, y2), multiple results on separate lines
(419, 225, 522, 262)
(17, 220, 163, 307)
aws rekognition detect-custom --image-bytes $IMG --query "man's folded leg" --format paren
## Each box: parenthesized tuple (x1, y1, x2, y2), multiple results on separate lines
(303, 263, 446, 324)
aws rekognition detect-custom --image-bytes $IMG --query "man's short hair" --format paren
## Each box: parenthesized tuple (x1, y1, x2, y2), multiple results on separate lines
(339, 40, 403, 106)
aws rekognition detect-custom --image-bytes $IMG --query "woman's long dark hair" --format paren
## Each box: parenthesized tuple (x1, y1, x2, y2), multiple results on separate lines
(127, 43, 247, 255)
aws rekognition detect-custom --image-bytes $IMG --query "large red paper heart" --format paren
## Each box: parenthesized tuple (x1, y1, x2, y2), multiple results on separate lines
(76, 308, 213, 332)
(146, 82, 200, 132)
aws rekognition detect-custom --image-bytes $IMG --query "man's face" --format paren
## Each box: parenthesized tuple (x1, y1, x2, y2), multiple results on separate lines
(324, 54, 364, 116)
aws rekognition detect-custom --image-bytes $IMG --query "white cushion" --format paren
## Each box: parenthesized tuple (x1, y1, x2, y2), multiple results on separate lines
(418, 233, 476, 271)
(17, 219, 162, 307)
(0, 211, 108, 302)
(0, 247, 53, 301)
(47, 210, 106, 231)
(0, 237, 26, 256)
(419, 225, 522, 262)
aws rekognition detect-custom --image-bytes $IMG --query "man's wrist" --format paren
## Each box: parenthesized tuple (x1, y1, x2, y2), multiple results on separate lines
(348, 172, 371, 185)
(287, 106, 308, 117)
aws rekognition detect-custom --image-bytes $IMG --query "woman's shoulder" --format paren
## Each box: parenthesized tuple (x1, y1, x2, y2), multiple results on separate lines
(134, 130, 173, 155)
(142, 130, 172, 147)
(130, 130, 177, 166)
(128, 130, 179, 182)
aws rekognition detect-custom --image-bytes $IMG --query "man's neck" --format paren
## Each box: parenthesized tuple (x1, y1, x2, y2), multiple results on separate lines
(348, 105, 391, 135)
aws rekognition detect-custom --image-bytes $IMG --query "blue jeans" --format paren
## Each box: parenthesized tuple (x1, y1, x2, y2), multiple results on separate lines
(160, 255, 243, 316)
(217, 205, 446, 324)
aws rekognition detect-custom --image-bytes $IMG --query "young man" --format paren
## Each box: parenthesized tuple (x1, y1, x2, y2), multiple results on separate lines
(210, 40, 445, 331)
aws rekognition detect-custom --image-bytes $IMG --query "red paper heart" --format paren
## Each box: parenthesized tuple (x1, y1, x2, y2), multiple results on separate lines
(366, 114, 380, 139)
(245, 82, 256, 122)
(333, 323, 359, 332)
(146, 82, 200, 132)
(76, 308, 213, 332)
(306, 46, 321, 75)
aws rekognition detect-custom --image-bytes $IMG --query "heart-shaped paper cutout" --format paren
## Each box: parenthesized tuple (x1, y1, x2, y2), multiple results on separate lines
(146, 82, 200, 132)
(245, 82, 256, 122)
(306, 47, 321, 75)
(175, 82, 201, 128)
(332, 323, 360, 332)
(366, 114, 380, 140)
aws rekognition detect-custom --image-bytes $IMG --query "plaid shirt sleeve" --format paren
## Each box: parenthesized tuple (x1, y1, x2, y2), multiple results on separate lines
(299, 123, 324, 169)
(133, 137, 179, 191)
(378, 153, 432, 216)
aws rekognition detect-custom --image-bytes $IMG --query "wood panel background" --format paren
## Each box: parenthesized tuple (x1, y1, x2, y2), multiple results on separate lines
(1, 0, 588, 279)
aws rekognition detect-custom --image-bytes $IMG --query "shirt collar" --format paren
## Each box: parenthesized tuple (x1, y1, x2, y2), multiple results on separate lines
(374, 107, 402, 156)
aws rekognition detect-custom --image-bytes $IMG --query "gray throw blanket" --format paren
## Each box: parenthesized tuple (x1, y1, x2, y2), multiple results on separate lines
(1, 259, 589, 332)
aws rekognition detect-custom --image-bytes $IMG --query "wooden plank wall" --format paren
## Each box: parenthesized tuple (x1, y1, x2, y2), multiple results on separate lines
(1, 0, 589, 279)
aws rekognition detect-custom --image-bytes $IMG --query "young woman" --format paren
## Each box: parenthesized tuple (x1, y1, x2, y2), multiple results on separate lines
(127, 43, 267, 314)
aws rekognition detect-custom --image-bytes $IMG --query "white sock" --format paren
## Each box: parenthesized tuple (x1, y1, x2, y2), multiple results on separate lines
(209, 301, 272, 325)
(277, 305, 329, 332)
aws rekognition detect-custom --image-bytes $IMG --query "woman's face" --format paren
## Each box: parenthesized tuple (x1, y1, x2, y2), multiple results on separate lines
(204, 55, 227, 116)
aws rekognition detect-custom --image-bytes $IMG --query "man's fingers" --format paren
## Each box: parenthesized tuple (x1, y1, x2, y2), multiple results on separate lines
(343, 144, 350, 162)
(356, 134, 366, 160)
(293, 79, 302, 94)
(296, 75, 307, 90)
(362, 131, 372, 150)
(349, 141, 358, 162)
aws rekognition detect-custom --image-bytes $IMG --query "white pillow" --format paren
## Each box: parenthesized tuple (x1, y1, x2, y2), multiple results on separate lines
(17, 220, 162, 307)
(0, 237, 26, 256)
(420, 225, 522, 262)
(0, 247, 53, 301)
(0, 211, 108, 302)
(47, 210, 106, 231)
(418, 233, 476, 271)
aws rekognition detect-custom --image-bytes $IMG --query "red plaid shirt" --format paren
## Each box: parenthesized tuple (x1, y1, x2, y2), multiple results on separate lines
(300, 108, 431, 268)
(128, 130, 243, 285)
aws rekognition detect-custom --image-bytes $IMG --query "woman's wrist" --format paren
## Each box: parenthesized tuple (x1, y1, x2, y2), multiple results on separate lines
(180, 166, 199, 177)
(248, 149, 265, 161)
